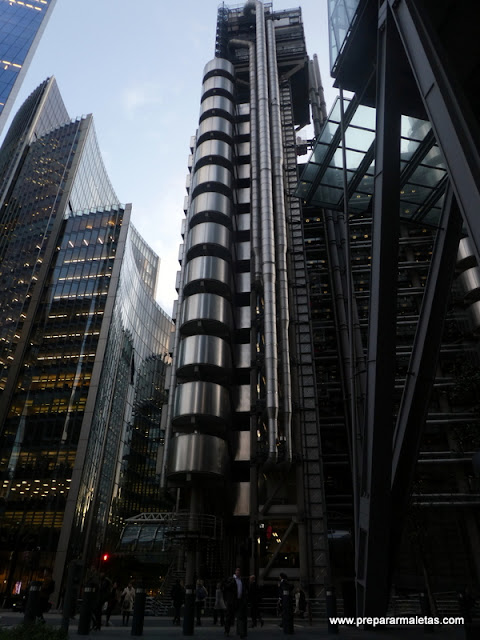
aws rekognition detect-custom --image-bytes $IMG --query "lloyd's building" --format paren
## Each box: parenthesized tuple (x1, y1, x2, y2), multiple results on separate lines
(158, 0, 330, 599)
(159, 0, 480, 619)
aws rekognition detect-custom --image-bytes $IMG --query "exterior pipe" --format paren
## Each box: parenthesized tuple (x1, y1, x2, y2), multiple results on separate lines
(266, 17, 292, 463)
(229, 35, 260, 572)
(256, 0, 279, 462)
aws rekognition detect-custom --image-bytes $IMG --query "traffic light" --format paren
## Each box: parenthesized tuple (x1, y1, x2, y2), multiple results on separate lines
(102, 553, 109, 563)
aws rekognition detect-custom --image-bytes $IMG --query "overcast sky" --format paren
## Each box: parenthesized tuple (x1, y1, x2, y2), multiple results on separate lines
(3, 0, 338, 316)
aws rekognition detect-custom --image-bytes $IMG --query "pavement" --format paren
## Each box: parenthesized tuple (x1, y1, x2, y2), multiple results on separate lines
(0, 612, 472, 640)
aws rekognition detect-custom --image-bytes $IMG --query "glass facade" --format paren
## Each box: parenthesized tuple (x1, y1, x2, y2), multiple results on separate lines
(296, 96, 447, 226)
(328, 0, 360, 73)
(0, 81, 173, 600)
(68, 223, 172, 565)
(0, 0, 56, 133)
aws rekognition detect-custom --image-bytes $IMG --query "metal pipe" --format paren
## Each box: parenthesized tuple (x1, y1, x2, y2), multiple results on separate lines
(229, 34, 260, 574)
(266, 16, 292, 463)
(256, 0, 279, 462)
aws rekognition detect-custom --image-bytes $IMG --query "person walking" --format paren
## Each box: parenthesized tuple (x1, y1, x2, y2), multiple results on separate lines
(223, 567, 248, 638)
(171, 579, 185, 625)
(37, 568, 55, 623)
(213, 581, 226, 626)
(92, 571, 112, 630)
(121, 582, 135, 626)
(105, 581, 121, 626)
(194, 579, 208, 626)
(248, 574, 264, 628)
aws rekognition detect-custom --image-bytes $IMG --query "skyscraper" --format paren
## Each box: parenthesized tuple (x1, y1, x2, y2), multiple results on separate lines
(0, 78, 172, 600)
(160, 0, 480, 619)
(159, 0, 330, 598)
(0, 0, 57, 134)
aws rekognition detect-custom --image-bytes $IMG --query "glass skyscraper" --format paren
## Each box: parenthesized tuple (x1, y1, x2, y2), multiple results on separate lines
(0, 0, 57, 134)
(0, 78, 172, 601)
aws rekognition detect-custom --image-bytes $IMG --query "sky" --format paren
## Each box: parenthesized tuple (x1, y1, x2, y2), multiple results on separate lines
(2, 0, 339, 316)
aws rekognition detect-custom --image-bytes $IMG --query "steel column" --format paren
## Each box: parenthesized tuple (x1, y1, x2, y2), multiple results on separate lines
(356, 2, 401, 617)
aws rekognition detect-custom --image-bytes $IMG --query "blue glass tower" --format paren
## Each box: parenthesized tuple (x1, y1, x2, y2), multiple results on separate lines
(0, 0, 56, 134)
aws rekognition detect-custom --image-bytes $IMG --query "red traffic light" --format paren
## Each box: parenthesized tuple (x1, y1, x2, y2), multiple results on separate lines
(102, 553, 109, 562)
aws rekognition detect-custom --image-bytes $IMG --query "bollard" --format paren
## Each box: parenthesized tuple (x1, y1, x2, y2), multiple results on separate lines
(131, 585, 146, 636)
(24, 581, 42, 624)
(326, 589, 338, 634)
(78, 583, 97, 635)
(282, 583, 294, 635)
(183, 584, 194, 636)
(61, 560, 83, 632)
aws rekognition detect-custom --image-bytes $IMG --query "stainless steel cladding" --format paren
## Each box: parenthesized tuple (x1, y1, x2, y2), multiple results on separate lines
(232, 430, 251, 462)
(194, 139, 233, 170)
(173, 380, 230, 427)
(184, 255, 232, 296)
(167, 433, 229, 480)
(457, 236, 477, 270)
(468, 300, 480, 333)
(233, 384, 251, 413)
(458, 266, 480, 301)
(190, 192, 233, 227)
(235, 343, 250, 369)
(235, 271, 251, 294)
(202, 75, 234, 99)
(191, 164, 233, 197)
(232, 482, 251, 516)
(200, 95, 235, 121)
(198, 116, 233, 143)
(186, 222, 231, 261)
(179, 292, 233, 336)
(176, 334, 232, 378)
(203, 58, 235, 80)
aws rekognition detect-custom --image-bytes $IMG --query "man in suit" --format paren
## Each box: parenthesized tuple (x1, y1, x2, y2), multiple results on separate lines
(223, 567, 248, 638)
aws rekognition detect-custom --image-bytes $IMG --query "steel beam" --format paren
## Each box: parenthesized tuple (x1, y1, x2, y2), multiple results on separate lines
(355, 2, 401, 618)
(391, 186, 462, 555)
(388, 0, 480, 264)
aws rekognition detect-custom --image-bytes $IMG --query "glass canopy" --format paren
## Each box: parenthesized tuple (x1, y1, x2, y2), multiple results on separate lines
(295, 96, 447, 227)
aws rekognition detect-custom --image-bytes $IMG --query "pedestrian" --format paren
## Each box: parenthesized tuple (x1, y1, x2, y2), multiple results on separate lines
(248, 574, 263, 628)
(223, 567, 248, 638)
(294, 583, 307, 618)
(121, 582, 135, 626)
(37, 568, 55, 623)
(213, 581, 226, 626)
(105, 581, 121, 626)
(171, 579, 185, 625)
(93, 571, 112, 630)
(194, 579, 207, 626)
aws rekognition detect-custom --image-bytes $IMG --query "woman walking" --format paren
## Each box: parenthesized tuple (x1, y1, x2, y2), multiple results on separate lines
(121, 582, 135, 626)
(213, 581, 226, 626)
